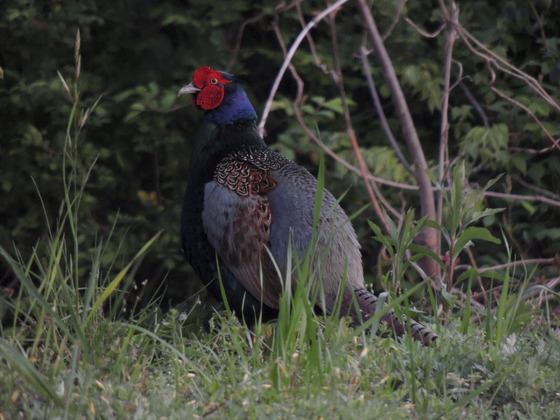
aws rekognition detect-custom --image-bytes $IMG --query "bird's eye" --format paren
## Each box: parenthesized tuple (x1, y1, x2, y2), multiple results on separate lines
(210, 78, 218, 84)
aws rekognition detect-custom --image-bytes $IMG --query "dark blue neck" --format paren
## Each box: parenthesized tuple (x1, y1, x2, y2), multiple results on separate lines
(204, 85, 257, 125)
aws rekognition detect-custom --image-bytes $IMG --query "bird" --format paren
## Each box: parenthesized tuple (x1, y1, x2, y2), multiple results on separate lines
(179, 65, 437, 346)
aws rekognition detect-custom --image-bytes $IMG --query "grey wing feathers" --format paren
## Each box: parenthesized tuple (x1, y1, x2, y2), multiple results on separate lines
(267, 162, 364, 312)
(202, 181, 282, 309)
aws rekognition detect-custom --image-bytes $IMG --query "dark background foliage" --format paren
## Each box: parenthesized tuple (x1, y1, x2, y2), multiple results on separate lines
(1, 0, 559, 310)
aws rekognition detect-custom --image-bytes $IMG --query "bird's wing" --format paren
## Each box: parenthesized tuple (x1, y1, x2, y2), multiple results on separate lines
(267, 163, 365, 310)
(202, 181, 283, 309)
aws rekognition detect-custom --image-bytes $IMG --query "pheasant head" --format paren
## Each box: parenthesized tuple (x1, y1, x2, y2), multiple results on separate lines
(179, 66, 257, 125)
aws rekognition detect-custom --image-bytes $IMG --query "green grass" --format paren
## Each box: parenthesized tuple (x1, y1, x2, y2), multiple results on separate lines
(2, 32, 560, 420)
(1, 279, 559, 419)
(1, 156, 559, 420)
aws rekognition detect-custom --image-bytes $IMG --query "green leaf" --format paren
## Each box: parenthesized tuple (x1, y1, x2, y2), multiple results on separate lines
(322, 98, 344, 114)
(520, 200, 537, 215)
(440, 284, 457, 305)
(511, 155, 527, 174)
(368, 220, 394, 259)
(465, 208, 505, 226)
(408, 243, 445, 269)
(449, 161, 466, 232)
(453, 226, 501, 259)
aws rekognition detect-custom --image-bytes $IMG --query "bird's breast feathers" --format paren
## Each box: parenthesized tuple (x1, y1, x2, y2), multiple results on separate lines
(214, 155, 277, 197)
(212, 146, 289, 197)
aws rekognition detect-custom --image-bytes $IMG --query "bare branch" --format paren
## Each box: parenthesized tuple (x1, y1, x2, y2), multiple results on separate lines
(357, 0, 438, 278)
(449, 59, 464, 91)
(490, 85, 560, 151)
(459, 81, 489, 127)
(437, 0, 459, 290)
(464, 246, 488, 306)
(456, 24, 560, 113)
(327, 10, 392, 231)
(258, 0, 351, 136)
(271, 5, 401, 224)
(510, 145, 557, 154)
(295, 2, 329, 74)
(451, 21, 560, 151)
(404, 18, 445, 38)
(458, 257, 557, 274)
(483, 191, 560, 208)
(359, 46, 414, 175)
(469, 275, 559, 310)
(226, 11, 267, 71)
(511, 175, 560, 201)
(382, 0, 407, 41)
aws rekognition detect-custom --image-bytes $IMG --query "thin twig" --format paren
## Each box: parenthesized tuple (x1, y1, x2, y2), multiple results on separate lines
(453, 23, 560, 151)
(327, 9, 391, 232)
(258, 0, 350, 136)
(358, 0, 436, 220)
(437, 0, 459, 290)
(273, 4, 401, 222)
(511, 175, 560, 201)
(484, 191, 560, 208)
(359, 46, 414, 175)
(404, 18, 446, 38)
(490, 85, 560, 151)
(295, 2, 329, 74)
(271, 8, 399, 223)
(456, 24, 560, 113)
(464, 246, 488, 306)
(510, 145, 557, 154)
(457, 257, 557, 274)
(226, 12, 267, 71)
(459, 81, 489, 127)
(470, 276, 559, 308)
(382, 0, 407, 41)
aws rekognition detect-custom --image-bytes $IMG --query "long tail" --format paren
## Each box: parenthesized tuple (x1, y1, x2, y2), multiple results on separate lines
(344, 287, 438, 346)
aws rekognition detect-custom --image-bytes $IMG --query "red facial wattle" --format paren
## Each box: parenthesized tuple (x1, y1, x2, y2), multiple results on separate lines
(191, 66, 231, 110)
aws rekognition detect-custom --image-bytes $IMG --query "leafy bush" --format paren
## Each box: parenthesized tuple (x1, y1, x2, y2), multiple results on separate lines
(1, 1, 560, 417)
(1, 0, 558, 316)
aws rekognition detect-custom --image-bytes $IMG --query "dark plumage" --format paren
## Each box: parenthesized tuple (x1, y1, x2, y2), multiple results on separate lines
(179, 66, 437, 345)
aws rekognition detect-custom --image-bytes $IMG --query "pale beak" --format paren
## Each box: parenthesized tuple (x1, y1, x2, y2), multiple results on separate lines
(178, 82, 200, 97)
